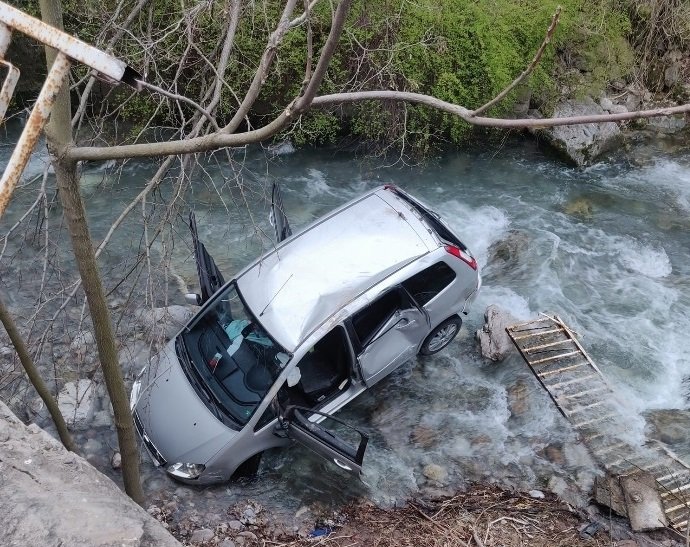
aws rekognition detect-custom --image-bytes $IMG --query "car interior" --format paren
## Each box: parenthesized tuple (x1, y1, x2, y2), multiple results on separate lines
(281, 326, 352, 408)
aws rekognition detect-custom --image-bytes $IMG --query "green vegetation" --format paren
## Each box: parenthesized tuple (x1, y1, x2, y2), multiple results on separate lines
(18, 0, 660, 154)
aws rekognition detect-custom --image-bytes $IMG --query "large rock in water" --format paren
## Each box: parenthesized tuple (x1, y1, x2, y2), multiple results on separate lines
(135, 305, 195, 342)
(476, 305, 519, 361)
(0, 400, 180, 547)
(540, 97, 621, 166)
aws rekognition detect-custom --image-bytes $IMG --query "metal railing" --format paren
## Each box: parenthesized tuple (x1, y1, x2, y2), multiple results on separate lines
(0, 1, 138, 218)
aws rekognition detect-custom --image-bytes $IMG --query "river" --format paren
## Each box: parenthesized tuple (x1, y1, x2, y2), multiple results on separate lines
(1, 121, 689, 524)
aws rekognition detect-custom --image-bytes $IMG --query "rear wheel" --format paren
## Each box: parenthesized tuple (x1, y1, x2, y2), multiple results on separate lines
(420, 317, 462, 356)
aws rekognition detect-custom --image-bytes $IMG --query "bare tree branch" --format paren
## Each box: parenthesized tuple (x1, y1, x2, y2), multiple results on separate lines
(136, 80, 220, 130)
(221, 0, 300, 134)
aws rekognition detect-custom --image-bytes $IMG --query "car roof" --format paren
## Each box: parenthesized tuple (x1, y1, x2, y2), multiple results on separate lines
(236, 187, 439, 351)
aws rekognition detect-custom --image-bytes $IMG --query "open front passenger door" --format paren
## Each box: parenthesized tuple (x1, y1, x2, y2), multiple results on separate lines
(189, 211, 226, 304)
(282, 406, 368, 476)
(269, 182, 292, 242)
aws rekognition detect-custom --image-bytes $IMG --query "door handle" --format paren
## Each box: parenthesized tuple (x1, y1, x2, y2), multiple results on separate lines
(396, 318, 416, 329)
(333, 458, 352, 471)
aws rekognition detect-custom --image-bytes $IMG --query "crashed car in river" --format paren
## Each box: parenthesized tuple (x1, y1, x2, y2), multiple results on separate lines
(130, 184, 481, 484)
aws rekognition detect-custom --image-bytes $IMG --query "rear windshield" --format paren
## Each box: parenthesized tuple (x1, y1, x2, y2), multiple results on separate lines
(179, 282, 289, 429)
(390, 188, 467, 250)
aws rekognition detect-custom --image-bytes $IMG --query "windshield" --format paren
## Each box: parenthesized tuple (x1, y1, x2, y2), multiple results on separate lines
(180, 282, 289, 429)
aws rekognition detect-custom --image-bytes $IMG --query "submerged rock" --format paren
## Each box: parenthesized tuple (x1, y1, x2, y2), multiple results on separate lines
(476, 305, 519, 361)
(539, 97, 621, 166)
(506, 378, 531, 418)
(486, 230, 529, 272)
(563, 197, 594, 220)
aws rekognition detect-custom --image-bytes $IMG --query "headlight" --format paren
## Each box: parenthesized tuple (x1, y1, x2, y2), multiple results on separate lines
(129, 379, 141, 411)
(167, 462, 205, 479)
(129, 365, 148, 411)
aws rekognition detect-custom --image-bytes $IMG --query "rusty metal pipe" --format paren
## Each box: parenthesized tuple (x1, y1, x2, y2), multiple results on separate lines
(0, 22, 11, 57)
(0, 60, 20, 123)
(0, 51, 70, 218)
(0, 2, 125, 81)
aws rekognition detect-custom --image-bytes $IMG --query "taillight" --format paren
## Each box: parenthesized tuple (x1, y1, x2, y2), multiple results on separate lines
(445, 245, 477, 270)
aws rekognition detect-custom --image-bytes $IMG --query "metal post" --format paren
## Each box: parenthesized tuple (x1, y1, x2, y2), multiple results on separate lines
(0, 21, 11, 56)
(0, 1, 139, 219)
(0, 22, 18, 123)
(0, 51, 71, 217)
(0, 2, 126, 81)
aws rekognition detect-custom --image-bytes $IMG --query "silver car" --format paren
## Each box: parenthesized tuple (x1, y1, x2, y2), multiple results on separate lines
(130, 185, 481, 484)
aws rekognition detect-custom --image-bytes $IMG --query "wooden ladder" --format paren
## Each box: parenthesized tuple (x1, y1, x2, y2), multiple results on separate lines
(507, 314, 690, 536)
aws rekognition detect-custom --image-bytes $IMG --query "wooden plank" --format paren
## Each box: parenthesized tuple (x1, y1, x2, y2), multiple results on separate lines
(621, 472, 668, 531)
(538, 362, 586, 378)
(572, 413, 617, 428)
(566, 400, 607, 414)
(546, 374, 596, 390)
(557, 386, 608, 400)
(661, 483, 690, 497)
(656, 471, 690, 484)
(664, 503, 690, 514)
(523, 339, 574, 353)
(511, 327, 564, 340)
(529, 350, 581, 365)
(592, 442, 630, 455)
(506, 317, 551, 330)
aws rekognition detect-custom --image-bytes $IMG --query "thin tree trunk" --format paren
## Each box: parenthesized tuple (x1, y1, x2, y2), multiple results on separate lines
(0, 294, 76, 452)
(38, 0, 144, 505)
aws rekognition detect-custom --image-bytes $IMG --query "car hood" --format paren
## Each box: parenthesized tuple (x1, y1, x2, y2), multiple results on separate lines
(133, 341, 236, 465)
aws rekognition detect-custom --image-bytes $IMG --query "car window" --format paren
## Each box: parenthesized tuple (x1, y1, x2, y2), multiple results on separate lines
(352, 290, 405, 347)
(402, 262, 456, 306)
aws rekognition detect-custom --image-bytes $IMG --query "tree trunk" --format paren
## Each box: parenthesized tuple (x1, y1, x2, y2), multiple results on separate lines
(38, 0, 144, 505)
(0, 294, 76, 452)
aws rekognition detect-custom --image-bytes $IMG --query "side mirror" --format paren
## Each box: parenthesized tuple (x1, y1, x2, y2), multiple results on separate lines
(185, 293, 201, 306)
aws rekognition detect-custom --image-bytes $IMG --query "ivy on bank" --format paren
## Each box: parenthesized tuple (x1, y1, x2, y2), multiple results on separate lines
(19, 0, 636, 155)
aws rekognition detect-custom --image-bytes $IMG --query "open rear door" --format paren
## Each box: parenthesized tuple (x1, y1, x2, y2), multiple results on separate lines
(269, 182, 292, 242)
(189, 211, 226, 304)
(283, 406, 368, 476)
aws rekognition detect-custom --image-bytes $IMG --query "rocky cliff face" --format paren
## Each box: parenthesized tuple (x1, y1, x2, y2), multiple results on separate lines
(0, 400, 180, 547)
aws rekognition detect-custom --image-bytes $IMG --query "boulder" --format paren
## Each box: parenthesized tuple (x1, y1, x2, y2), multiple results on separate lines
(506, 378, 530, 418)
(135, 305, 195, 341)
(540, 97, 621, 166)
(486, 230, 529, 273)
(476, 305, 519, 361)
(57, 379, 98, 429)
(422, 463, 448, 484)
(69, 330, 94, 358)
(190, 528, 215, 544)
(600, 97, 613, 111)
(0, 400, 180, 547)
(647, 115, 686, 134)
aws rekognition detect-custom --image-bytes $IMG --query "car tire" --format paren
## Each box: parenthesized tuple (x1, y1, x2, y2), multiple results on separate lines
(232, 452, 263, 479)
(420, 316, 462, 356)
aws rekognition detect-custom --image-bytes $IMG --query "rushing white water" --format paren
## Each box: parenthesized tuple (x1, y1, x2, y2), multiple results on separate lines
(1, 123, 689, 517)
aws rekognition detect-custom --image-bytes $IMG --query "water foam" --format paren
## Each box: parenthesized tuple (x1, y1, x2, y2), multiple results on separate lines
(617, 238, 672, 279)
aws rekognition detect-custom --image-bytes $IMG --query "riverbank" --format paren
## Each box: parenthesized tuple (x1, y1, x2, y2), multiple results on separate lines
(150, 484, 681, 547)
